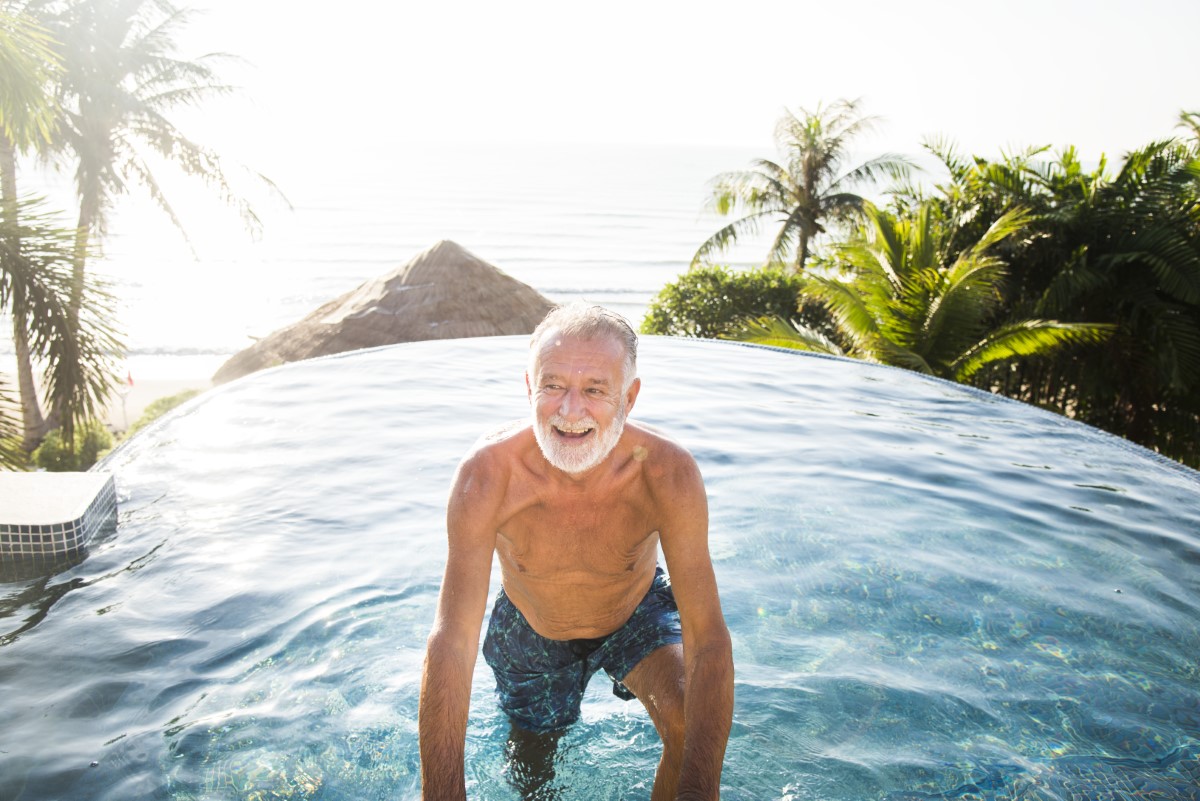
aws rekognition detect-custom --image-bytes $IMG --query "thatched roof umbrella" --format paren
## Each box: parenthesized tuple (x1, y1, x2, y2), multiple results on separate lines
(212, 240, 555, 384)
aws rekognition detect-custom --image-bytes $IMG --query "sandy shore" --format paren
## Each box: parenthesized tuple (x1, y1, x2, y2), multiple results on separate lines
(101, 378, 213, 433)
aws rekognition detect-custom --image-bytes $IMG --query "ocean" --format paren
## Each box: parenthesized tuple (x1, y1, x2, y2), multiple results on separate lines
(4, 141, 774, 383)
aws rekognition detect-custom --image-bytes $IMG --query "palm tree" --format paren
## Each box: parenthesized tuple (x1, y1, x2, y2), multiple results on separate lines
(4, 4, 133, 460)
(1180, 110, 1200, 142)
(1, 195, 122, 467)
(734, 201, 1112, 383)
(2, 3, 68, 453)
(3, 3, 58, 448)
(919, 138, 1200, 463)
(693, 98, 912, 271)
(1017, 140, 1200, 454)
(45, 0, 263, 326)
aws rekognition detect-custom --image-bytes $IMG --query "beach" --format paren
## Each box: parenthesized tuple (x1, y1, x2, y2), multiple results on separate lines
(97, 354, 227, 434)
(101, 377, 212, 433)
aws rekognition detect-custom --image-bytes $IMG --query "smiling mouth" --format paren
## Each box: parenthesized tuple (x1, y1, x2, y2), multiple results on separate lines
(553, 426, 594, 440)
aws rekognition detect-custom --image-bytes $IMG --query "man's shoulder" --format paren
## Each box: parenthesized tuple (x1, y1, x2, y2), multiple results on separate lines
(626, 419, 690, 452)
(449, 422, 536, 517)
(476, 419, 532, 448)
(461, 420, 535, 468)
(624, 420, 699, 474)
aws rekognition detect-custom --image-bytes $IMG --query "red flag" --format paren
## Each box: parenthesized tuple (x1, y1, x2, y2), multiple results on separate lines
(127, 371, 134, 387)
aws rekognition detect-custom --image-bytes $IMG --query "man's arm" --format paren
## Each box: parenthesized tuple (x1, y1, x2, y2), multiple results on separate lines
(419, 450, 503, 800)
(656, 447, 734, 801)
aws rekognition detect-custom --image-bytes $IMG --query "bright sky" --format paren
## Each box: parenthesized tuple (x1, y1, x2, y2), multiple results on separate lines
(182, 0, 1199, 168)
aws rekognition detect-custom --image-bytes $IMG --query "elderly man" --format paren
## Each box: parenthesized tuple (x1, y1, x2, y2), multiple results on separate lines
(419, 304, 733, 800)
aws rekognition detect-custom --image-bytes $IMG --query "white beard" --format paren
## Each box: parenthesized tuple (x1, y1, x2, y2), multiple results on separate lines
(533, 404, 627, 475)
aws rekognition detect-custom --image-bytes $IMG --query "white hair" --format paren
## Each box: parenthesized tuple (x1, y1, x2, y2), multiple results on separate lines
(528, 303, 638, 388)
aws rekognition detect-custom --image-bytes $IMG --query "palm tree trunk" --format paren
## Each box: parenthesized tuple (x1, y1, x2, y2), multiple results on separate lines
(68, 199, 92, 335)
(795, 230, 810, 273)
(0, 136, 50, 451)
(52, 192, 100, 444)
(13, 304, 50, 450)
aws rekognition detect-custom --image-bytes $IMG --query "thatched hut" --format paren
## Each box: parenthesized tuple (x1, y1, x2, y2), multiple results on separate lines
(212, 240, 554, 384)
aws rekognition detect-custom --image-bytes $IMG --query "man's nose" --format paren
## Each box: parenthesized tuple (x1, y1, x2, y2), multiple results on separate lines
(558, 387, 584, 417)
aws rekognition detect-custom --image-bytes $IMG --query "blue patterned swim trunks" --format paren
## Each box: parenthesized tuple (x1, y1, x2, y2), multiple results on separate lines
(482, 566, 683, 733)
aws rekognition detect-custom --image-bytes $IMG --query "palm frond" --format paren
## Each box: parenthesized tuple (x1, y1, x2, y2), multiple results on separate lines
(767, 212, 802, 267)
(0, 374, 26, 470)
(801, 274, 881, 349)
(1155, 312, 1200, 392)
(951, 320, 1114, 382)
(921, 254, 1009, 360)
(1, 194, 123, 438)
(833, 152, 917, 191)
(874, 340, 934, 375)
(0, 6, 61, 148)
(727, 315, 847, 357)
(966, 206, 1033, 258)
(1035, 246, 1109, 314)
(1101, 228, 1200, 305)
(691, 210, 778, 267)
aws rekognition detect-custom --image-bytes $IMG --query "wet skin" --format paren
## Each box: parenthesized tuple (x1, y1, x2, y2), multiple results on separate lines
(419, 330, 733, 801)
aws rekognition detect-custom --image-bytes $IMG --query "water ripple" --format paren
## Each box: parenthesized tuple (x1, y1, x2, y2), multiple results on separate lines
(2, 338, 1198, 800)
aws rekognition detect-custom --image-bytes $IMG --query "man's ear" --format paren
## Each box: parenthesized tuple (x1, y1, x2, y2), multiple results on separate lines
(525, 371, 533, 403)
(624, 377, 642, 413)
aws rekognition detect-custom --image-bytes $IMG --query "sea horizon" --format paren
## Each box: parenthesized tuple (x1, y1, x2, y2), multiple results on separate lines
(5, 140, 809, 385)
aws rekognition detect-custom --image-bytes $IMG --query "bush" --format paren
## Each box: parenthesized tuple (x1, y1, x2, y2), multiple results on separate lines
(642, 264, 827, 339)
(125, 389, 202, 437)
(32, 419, 114, 471)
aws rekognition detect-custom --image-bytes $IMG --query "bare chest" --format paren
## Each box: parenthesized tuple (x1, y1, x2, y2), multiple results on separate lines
(497, 491, 658, 576)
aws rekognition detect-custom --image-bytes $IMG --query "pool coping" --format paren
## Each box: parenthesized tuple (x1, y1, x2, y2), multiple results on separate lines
(0, 472, 118, 563)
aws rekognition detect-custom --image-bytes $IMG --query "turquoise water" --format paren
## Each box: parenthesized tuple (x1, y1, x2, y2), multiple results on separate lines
(3, 337, 1199, 800)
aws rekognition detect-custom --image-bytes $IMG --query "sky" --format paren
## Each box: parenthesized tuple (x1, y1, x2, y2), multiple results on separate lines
(179, 0, 1200, 171)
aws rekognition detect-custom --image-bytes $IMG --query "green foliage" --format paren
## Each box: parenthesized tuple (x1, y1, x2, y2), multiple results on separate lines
(0, 6, 60, 148)
(0, 436, 25, 470)
(32, 419, 114, 471)
(125, 389, 202, 437)
(735, 316, 845, 356)
(733, 201, 1112, 382)
(641, 264, 824, 339)
(1, 195, 122, 446)
(913, 136, 1200, 465)
(0, 378, 26, 470)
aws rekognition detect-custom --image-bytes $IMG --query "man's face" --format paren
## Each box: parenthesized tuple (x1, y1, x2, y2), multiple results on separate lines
(527, 331, 639, 475)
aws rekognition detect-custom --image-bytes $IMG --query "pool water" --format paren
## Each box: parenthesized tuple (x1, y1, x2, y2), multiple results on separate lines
(2, 337, 1199, 800)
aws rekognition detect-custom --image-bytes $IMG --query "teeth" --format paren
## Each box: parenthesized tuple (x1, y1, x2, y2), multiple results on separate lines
(549, 416, 598, 436)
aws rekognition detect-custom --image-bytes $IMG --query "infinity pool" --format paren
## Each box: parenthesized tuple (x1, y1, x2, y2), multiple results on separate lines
(2, 337, 1199, 800)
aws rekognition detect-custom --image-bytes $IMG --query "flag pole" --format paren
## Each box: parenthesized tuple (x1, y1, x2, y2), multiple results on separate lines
(118, 370, 134, 431)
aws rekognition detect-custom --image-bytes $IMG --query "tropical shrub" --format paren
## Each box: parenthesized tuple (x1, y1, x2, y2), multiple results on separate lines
(914, 139, 1200, 465)
(125, 389, 202, 437)
(641, 264, 833, 340)
(32, 419, 113, 471)
(734, 201, 1112, 381)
